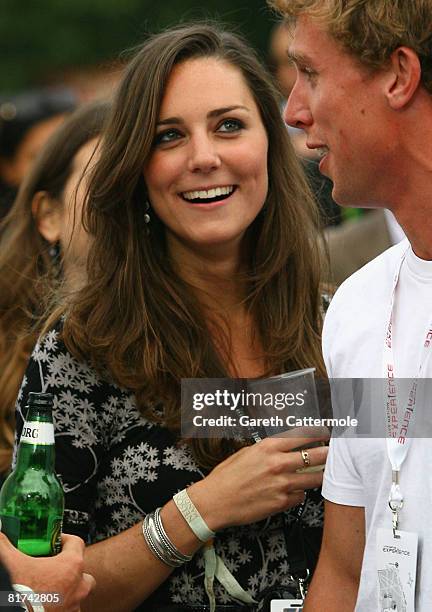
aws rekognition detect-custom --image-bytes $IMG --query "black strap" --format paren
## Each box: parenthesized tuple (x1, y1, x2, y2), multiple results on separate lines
(282, 494, 310, 587)
(285, 519, 309, 577)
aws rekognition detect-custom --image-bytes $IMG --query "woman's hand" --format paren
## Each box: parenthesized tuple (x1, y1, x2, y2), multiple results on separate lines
(189, 430, 329, 531)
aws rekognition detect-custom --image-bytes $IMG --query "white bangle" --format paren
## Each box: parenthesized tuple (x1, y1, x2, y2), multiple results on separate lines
(173, 488, 216, 543)
(12, 584, 45, 612)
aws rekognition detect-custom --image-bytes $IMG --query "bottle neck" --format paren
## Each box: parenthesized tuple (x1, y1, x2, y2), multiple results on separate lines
(16, 407, 56, 472)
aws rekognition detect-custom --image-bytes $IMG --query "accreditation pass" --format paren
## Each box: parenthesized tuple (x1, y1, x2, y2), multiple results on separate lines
(376, 528, 418, 611)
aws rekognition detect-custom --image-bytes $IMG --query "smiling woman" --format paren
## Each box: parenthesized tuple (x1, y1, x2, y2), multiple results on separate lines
(144, 56, 269, 252)
(15, 22, 327, 612)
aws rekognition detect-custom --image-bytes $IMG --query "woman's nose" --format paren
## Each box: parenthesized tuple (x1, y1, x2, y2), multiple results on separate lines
(187, 135, 221, 173)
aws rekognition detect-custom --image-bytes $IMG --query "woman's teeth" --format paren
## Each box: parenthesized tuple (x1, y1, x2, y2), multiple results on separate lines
(182, 185, 235, 202)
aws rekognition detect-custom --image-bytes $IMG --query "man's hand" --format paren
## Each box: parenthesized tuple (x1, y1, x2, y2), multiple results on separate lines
(0, 532, 95, 611)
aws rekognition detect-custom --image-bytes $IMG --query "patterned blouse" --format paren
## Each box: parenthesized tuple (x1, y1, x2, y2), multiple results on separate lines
(15, 326, 323, 610)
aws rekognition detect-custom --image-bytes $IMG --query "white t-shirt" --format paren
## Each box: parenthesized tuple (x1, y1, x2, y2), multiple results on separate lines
(322, 239, 432, 610)
(384, 208, 405, 246)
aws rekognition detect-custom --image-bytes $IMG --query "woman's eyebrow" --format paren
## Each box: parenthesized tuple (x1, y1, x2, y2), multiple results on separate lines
(157, 116, 183, 126)
(157, 105, 250, 126)
(207, 105, 250, 118)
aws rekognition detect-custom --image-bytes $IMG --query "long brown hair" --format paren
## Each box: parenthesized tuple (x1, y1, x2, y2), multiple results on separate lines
(0, 101, 109, 474)
(61, 23, 325, 469)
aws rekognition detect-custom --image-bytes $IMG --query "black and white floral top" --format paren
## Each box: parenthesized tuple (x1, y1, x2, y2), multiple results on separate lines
(16, 326, 323, 610)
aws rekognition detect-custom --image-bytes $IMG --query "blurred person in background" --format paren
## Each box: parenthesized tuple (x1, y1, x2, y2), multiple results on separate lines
(268, 20, 311, 158)
(16, 22, 328, 612)
(0, 101, 108, 481)
(268, 21, 296, 98)
(60, 62, 124, 102)
(325, 208, 406, 285)
(269, 20, 340, 226)
(0, 88, 77, 221)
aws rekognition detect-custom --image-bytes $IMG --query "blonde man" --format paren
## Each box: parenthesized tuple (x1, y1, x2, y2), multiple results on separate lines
(270, 1, 432, 610)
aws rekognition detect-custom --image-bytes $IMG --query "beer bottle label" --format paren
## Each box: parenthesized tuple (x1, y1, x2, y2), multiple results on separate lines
(20, 421, 54, 445)
(50, 516, 63, 555)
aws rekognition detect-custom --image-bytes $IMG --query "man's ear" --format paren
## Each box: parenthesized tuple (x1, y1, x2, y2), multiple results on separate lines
(386, 47, 422, 110)
(31, 191, 61, 243)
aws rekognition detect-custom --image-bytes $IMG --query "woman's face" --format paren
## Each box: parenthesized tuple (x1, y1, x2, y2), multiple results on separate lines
(59, 138, 99, 271)
(143, 57, 269, 256)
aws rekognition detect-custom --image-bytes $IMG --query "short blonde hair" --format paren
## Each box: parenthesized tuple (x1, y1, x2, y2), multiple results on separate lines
(269, 0, 432, 93)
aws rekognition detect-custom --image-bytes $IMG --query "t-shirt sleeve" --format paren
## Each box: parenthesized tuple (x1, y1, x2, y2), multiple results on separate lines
(322, 289, 340, 379)
(322, 436, 366, 507)
(15, 326, 107, 542)
(321, 285, 366, 506)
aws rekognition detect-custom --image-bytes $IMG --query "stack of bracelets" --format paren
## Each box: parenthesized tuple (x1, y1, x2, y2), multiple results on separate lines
(143, 507, 193, 567)
(142, 488, 216, 567)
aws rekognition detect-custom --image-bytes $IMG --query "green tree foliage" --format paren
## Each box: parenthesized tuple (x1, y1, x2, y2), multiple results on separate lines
(1, 0, 277, 91)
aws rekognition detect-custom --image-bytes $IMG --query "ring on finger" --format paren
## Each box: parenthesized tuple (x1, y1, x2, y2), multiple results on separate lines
(300, 449, 310, 467)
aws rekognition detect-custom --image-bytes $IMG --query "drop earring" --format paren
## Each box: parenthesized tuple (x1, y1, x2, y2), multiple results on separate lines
(48, 241, 61, 261)
(48, 240, 62, 278)
(144, 200, 152, 236)
(144, 200, 151, 225)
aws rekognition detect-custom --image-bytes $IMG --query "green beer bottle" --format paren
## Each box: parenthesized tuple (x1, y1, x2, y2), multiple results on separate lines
(0, 392, 64, 556)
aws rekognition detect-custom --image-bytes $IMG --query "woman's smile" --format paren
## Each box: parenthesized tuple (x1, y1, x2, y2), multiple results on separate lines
(143, 57, 268, 251)
(180, 184, 237, 204)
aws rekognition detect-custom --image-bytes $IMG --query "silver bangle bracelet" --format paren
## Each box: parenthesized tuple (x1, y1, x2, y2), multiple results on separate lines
(142, 510, 192, 568)
(154, 507, 192, 564)
(143, 512, 180, 567)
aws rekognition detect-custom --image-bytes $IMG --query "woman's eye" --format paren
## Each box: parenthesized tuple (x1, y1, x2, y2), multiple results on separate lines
(154, 129, 182, 145)
(217, 118, 244, 133)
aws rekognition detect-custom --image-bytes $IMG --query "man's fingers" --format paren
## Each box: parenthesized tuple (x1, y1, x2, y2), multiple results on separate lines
(72, 573, 96, 609)
(82, 572, 96, 594)
(0, 532, 24, 573)
(60, 534, 85, 554)
(0, 531, 15, 551)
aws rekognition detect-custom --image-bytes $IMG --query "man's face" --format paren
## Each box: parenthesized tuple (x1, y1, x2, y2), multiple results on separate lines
(284, 15, 395, 208)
